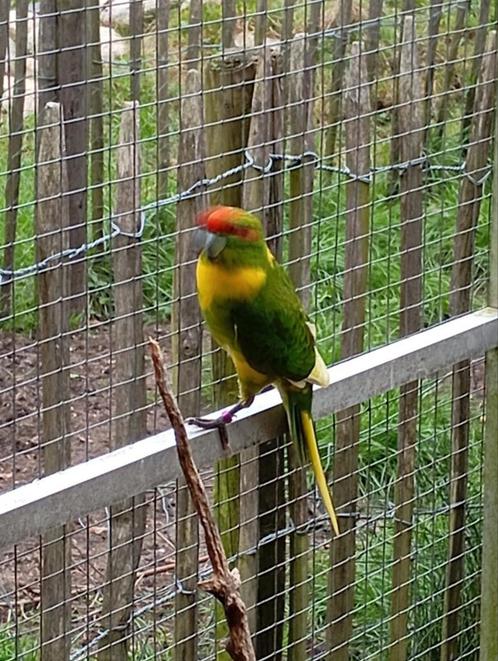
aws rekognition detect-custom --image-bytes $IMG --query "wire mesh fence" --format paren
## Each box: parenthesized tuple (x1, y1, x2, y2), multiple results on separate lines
(0, 0, 496, 658)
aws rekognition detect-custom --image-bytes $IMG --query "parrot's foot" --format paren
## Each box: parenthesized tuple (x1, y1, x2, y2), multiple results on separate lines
(186, 398, 255, 452)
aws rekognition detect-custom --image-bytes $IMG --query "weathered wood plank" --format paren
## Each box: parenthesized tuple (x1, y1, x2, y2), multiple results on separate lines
(325, 0, 353, 158)
(36, 101, 72, 661)
(204, 51, 255, 659)
(172, 68, 204, 661)
(326, 40, 371, 661)
(157, 0, 170, 197)
(389, 16, 424, 661)
(239, 53, 273, 640)
(130, 0, 144, 101)
(286, 33, 316, 661)
(441, 34, 496, 661)
(58, 0, 88, 315)
(480, 78, 498, 659)
(87, 0, 104, 244)
(1, 0, 29, 315)
(98, 102, 147, 661)
(423, 0, 443, 141)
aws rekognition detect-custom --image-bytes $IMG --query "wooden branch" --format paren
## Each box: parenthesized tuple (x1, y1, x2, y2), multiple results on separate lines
(149, 339, 256, 661)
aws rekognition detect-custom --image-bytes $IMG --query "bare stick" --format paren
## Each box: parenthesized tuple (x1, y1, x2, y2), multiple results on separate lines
(149, 339, 256, 661)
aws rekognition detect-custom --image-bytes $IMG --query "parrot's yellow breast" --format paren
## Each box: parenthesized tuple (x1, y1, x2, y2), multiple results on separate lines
(196, 256, 267, 310)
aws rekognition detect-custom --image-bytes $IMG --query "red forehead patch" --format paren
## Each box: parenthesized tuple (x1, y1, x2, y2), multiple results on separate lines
(197, 206, 260, 241)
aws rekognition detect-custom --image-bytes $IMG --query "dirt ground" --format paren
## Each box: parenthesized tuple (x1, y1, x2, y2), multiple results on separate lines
(0, 321, 204, 644)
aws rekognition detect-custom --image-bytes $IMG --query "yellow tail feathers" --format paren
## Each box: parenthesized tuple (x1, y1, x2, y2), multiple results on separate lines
(301, 411, 340, 536)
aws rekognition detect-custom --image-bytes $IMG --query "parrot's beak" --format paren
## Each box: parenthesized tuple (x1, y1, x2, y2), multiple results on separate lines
(203, 231, 227, 259)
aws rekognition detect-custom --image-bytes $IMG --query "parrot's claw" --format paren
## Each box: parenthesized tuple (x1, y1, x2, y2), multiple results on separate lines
(186, 397, 254, 453)
(186, 415, 232, 452)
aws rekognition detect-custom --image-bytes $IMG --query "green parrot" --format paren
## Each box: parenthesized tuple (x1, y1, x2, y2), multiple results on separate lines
(189, 205, 339, 536)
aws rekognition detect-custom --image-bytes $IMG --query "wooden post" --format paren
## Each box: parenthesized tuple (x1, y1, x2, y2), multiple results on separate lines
(0, 0, 9, 104)
(285, 33, 316, 661)
(204, 51, 255, 658)
(157, 0, 170, 197)
(326, 41, 371, 661)
(172, 68, 204, 661)
(325, 0, 353, 158)
(58, 0, 88, 315)
(37, 0, 58, 113)
(239, 53, 273, 639)
(479, 42, 498, 661)
(254, 0, 267, 47)
(87, 0, 104, 244)
(365, 0, 384, 107)
(186, 0, 202, 69)
(204, 52, 255, 414)
(36, 101, 72, 661)
(423, 0, 443, 143)
(461, 1, 492, 145)
(238, 51, 285, 659)
(441, 35, 496, 661)
(288, 34, 315, 311)
(130, 0, 144, 101)
(221, 0, 236, 50)
(1, 0, 29, 316)
(255, 55, 286, 661)
(389, 16, 424, 661)
(434, 0, 469, 143)
(97, 103, 147, 660)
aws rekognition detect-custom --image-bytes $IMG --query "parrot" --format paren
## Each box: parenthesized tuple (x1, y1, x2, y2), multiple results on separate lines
(189, 205, 339, 536)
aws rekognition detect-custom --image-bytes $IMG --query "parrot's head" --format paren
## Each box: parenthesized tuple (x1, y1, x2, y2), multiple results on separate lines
(196, 206, 265, 263)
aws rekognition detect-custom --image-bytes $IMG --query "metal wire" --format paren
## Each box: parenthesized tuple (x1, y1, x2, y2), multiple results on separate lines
(0, 149, 489, 284)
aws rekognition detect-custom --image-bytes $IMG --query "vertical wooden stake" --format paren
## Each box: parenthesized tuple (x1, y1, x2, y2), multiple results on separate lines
(87, 0, 104, 244)
(441, 34, 496, 661)
(130, 0, 144, 101)
(0, 0, 9, 105)
(204, 51, 255, 658)
(239, 52, 273, 639)
(221, 0, 236, 50)
(423, 0, 443, 143)
(285, 33, 317, 661)
(58, 0, 88, 316)
(98, 102, 147, 661)
(365, 0, 384, 109)
(172, 68, 205, 661)
(37, 0, 58, 113)
(186, 0, 202, 68)
(36, 101, 72, 661)
(434, 0, 469, 144)
(479, 44, 498, 661)
(461, 1, 492, 145)
(255, 55, 286, 661)
(389, 16, 424, 661)
(1, 0, 29, 316)
(157, 0, 170, 197)
(325, 0, 353, 158)
(326, 41, 371, 661)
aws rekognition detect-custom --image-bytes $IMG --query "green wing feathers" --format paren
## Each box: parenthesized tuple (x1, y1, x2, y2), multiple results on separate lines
(279, 383, 340, 536)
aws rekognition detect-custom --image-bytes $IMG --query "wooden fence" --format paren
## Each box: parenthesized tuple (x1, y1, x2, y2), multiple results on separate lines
(0, 1, 497, 659)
